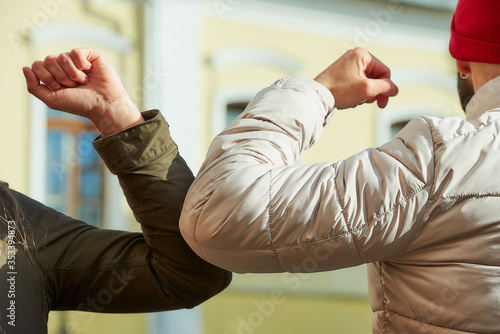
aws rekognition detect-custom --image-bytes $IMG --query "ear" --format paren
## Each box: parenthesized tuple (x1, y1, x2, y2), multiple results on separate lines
(456, 60, 471, 75)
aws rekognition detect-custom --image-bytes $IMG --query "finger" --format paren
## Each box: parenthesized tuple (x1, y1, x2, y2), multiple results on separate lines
(70, 48, 100, 71)
(23, 66, 53, 103)
(31, 60, 62, 91)
(377, 95, 390, 109)
(365, 53, 392, 80)
(368, 78, 399, 98)
(58, 52, 88, 84)
(44, 55, 78, 88)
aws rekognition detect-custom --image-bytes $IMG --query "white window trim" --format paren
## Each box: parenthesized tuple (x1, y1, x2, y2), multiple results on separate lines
(376, 67, 457, 145)
(376, 103, 448, 146)
(144, 1, 205, 333)
(29, 98, 48, 203)
(30, 22, 134, 53)
(211, 46, 302, 74)
(211, 85, 263, 139)
(29, 23, 133, 229)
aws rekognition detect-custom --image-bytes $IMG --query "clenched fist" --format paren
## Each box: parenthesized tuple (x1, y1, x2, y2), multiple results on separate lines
(23, 48, 144, 137)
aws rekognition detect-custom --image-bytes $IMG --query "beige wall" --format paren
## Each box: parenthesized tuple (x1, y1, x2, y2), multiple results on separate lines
(0, 0, 143, 192)
(1, 1, 463, 333)
(198, 7, 461, 333)
(1, 1, 147, 333)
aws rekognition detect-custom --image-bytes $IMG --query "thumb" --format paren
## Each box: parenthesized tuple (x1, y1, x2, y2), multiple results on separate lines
(368, 77, 399, 98)
(70, 48, 101, 71)
(23, 66, 53, 105)
(365, 78, 398, 109)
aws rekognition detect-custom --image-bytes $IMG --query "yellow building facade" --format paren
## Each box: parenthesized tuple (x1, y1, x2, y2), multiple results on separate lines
(1, 0, 461, 333)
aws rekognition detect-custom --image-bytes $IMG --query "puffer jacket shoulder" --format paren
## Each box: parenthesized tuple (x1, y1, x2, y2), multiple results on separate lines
(180, 76, 500, 333)
(180, 77, 435, 274)
(369, 111, 500, 333)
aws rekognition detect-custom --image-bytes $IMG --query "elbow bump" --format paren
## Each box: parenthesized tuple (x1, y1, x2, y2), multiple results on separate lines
(176, 268, 232, 309)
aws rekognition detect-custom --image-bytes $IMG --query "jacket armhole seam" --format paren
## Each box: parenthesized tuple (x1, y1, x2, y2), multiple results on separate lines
(398, 116, 436, 256)
(379, 262, 388, 333)
(333, 164, 365, 263)
(267, 169, 286, 271)
(267, 170, 274, 246)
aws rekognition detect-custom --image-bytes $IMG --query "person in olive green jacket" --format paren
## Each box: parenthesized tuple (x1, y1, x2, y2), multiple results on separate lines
(0, 48, 231, 333)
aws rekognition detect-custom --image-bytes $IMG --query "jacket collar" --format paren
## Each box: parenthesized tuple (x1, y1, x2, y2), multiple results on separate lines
(466, 75, 500, 121)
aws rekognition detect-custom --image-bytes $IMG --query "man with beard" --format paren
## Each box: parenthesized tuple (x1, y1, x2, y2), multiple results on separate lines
(180, 0, 500, 332)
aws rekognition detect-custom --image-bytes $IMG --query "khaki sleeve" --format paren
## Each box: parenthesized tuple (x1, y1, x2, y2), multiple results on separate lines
(36, 110, 229, 312)
(91, 109, 231, 309)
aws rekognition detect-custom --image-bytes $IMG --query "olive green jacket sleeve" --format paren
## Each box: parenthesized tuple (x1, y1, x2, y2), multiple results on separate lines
(32, 110, 230, 313)
(88, 109, 232, 311)
(0, 110, 231, 333)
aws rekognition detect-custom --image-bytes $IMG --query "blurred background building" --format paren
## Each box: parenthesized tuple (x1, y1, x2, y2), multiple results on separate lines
(0, 0, 462, 333)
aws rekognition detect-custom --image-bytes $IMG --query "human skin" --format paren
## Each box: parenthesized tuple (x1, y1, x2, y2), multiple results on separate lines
(23, 48, 144, 137)
(314, 47, 399, 110)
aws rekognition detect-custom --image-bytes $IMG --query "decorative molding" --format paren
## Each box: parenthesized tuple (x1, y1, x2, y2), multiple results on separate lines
(397, 0, 457, 10)
(391, 67, 456, 93)
(211, 85, 262, 139)
(211, 46, 302, 73)
(376, 103, 447, 146)
(29, 98, 47, 202)
(29, 22, 134, 53)
(376, 67, 457, 145)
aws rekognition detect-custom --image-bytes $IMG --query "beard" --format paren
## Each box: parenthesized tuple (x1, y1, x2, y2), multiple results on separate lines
(457, 72, 475, 113)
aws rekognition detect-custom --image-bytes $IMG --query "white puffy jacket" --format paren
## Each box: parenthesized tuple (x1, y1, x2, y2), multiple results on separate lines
(180, 76, 500, 333)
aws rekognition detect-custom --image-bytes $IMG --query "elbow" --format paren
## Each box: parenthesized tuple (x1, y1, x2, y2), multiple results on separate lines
(180, 266, 232, 309)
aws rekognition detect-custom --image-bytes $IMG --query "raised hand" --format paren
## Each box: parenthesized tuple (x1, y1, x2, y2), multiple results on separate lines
(314, 47, 399, 110)
(23, 48, 144, 137)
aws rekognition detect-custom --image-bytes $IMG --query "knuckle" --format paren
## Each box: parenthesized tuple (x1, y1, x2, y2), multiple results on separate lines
(57, 53, 70, 64)
(31, 60, 43, 70)
(44, 55, 57, 65)
(43, 55, 57, 63)
(352, 47, 367, 56)
(70, 48, 82, 59)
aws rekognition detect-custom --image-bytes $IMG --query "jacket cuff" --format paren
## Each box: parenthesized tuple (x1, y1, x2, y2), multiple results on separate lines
(93, 110, 176, 174)
(272, 77, 337, 126)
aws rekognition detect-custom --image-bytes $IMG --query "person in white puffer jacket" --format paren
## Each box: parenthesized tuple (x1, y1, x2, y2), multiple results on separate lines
(180, 0, 500, 332)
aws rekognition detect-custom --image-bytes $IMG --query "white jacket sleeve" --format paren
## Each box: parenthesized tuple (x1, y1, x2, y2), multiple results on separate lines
(180, 77, 435, 273)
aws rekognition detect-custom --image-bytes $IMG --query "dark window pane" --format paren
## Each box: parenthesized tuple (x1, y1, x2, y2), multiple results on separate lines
(391, 121, 410, 139)
(80, 171, 102, 198)
(45, 117, 104, 227)
(46, 131, 68, 197)
(226, 102, 249, 126)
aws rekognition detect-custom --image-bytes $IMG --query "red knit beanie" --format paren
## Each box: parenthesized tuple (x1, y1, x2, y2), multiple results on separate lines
(450, 0, 500, 64)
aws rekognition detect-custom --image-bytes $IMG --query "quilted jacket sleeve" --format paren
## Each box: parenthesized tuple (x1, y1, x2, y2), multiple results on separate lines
(180, 77, 435, 273)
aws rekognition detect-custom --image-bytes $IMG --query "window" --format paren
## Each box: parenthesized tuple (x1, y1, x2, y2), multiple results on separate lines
(390, 120, 410, 139)
(46, 109, 104, 226)
(226, 102, 249, 126)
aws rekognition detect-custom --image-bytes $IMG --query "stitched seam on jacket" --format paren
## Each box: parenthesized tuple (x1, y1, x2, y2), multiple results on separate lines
(420, 117, 438, 200)
(446, 192, 500, 199)
(54, 260, 147, 276)
(268, 170, 287, 271)
(282, 178, 430, 249)
(120, 143, 177, 226)
(192, 198, 209, 260)
(267, 170, 274, 246)
(379, 262, 388, 333)
(387, 310, 492, 334)
(333, 163, 365, 262)
(129, 142, 177, 171)
(390, 116, 437, 259)
(192, 179, 433, 252)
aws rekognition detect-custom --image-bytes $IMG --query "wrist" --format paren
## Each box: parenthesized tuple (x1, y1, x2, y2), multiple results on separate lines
(91, 95, 145, 137)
